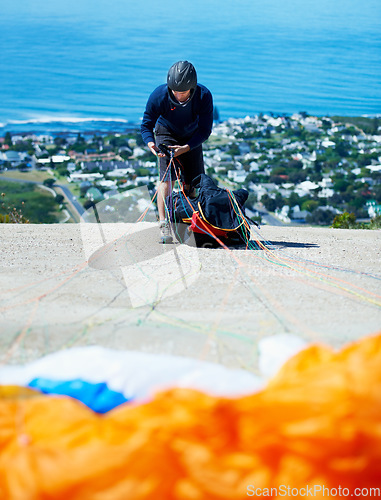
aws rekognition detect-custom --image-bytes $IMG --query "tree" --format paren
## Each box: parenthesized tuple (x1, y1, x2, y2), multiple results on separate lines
(373, 186, 381, 203)
(287, 192, 303, 207)
(331, 212, 357, 229)
(227, 143, 240, 157)
(271, 166, 287, 176)
(275, 192, 285, 209)
(76, 133, 85, 144)
(135, 134, 145, 147)
(288, 170, 307, 184)
(54, 136, 67, 147)
(307, 208, 335, 226)
(55, 194, 64, 204)
(135, 167, 150, 177)
(4, 132, 12, 146)
(288, 160, 303, 170)
(301, 200, 319, 212)
(245, 172, 259, 184)
(246, 192, 257, 208)
(261, 194, 277, 212)
(321, 119, 332, 131)
(333, 179, 350, 193)
(56, 166, 69, 177)
(334, 139, 350, 158)
(43, 178, 55, 188)
(83, 200, 95, 210)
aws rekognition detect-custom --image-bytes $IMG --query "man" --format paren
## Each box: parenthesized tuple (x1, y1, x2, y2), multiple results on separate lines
(141, 61, 213, 243)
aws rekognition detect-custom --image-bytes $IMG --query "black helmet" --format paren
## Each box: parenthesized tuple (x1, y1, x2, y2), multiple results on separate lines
(167, 61, 197, 92)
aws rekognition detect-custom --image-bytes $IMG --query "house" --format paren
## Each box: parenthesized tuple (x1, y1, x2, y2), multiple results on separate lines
(132, 147, 146, 158)
(227, 170, 247, 183)
(37, 155, 70, 165)
(80, 181, 92, 192)
(85, 187, 104, 202)
(321, 139, 336, 148)
(0, 151, 24, 166)
(366, 200, 381, 218)
(107, 168, 135, 178)
(290, 206, 309, 222)
(81, 160, 130, 172)
(294, 180, 319, 197)
(318, 178, 333, 188)
(238, 142, 251, 155)
(249, 162, 259, 171)
(278, 187, 293, 198)
(318, 188, 335, 199)
(68, 172, 103, 182)
(97, 180, 118, 190)
(248, 184, 271, 201)
(366, 164, 381, 173)
(213, 152, 233, 162)
(351, 168, 362, 176)
(276, 205, 291, 223)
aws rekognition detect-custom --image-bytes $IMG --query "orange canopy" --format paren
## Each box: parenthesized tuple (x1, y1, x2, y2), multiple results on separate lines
(1, 333, 380, 499)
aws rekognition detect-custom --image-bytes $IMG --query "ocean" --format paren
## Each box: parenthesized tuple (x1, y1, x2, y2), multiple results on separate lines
(0, 0, 380, 134)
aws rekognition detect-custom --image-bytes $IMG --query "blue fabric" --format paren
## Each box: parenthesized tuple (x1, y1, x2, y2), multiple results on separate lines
(28, 378, 130, 414)
(141, 83, 213, 150)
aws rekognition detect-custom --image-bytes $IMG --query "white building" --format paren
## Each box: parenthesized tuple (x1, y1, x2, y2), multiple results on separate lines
(37, 154, 71, 165)
(228, 170, 247, 183)
(68, 172, 103, 182)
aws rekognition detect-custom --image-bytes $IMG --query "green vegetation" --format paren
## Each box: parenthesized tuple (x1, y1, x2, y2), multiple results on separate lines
(331, 211, 357, 229)
(368, 214, 381, 229)
(331, 116, 380, 135)
(0, 181, 60, 223)
(331, 211, 381, 230)
(0, 192, 29, 223)
(43, 178, 56, 188)
(0, 170, 55, 183)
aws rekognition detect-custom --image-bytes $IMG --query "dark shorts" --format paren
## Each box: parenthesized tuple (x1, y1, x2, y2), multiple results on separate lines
(154, 123, 205, 185)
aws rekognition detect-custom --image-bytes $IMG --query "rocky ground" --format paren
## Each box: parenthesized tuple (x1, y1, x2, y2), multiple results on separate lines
(1, 223, 380, 373)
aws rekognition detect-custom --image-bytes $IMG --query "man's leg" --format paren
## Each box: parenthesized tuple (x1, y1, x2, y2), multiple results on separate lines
(157, 179, 175, 243)
(179, 144, 205, 196)
(157, 179, 176, 221)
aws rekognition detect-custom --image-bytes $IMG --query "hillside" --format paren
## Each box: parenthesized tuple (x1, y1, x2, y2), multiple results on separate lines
(2, 113, 381, 226)
(1, 223, 380, 368)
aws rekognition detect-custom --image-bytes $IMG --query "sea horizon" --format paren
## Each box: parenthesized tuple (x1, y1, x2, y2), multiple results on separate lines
(1, 109, 380, 136)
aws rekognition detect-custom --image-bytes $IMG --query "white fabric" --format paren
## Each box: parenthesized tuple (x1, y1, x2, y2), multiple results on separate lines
(0, 347, 264, 401)
(258, 334, 308, 378)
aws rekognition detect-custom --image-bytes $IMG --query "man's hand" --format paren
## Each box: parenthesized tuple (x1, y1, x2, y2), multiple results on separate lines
(147, 141, 165, 157)
(167, 144, 190, 157)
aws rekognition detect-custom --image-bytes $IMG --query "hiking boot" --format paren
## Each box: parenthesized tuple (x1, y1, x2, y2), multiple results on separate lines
(159, 221, 173, 244)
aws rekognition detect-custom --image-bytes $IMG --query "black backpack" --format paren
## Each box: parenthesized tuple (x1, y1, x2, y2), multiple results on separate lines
(167, 174, 256, 247)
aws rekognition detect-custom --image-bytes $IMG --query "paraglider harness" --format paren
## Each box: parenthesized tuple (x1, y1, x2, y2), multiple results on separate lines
(160, 144, 257, 247)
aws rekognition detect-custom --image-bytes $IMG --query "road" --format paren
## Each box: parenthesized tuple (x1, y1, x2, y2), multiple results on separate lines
(254, 205, 286, 226)
(56, 184, 85, 217)
(246, 204, 286, 226)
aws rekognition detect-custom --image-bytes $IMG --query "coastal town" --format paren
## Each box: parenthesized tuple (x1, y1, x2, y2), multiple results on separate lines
(1, 112, 380, 225)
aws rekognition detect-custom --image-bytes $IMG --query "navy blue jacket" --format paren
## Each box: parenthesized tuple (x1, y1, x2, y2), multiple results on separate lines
(141, 83, 213, 150)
